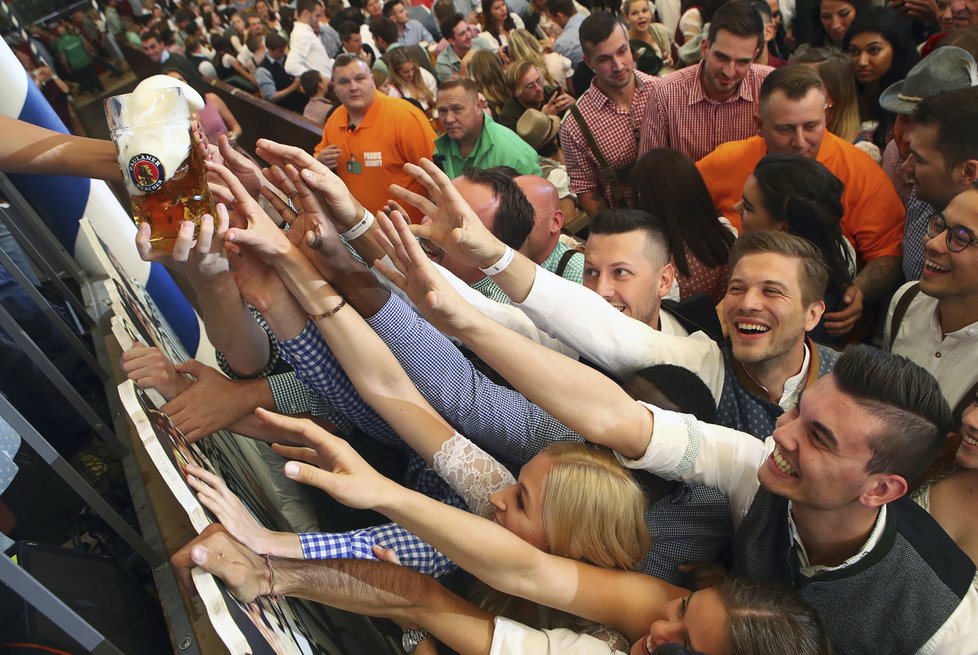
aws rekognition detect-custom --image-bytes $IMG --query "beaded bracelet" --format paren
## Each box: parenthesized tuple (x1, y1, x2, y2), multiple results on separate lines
(308, 297, 347, 321)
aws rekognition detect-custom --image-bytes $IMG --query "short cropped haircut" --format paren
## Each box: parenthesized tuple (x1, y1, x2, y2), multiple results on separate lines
(338, 20, 359, 41)
(728, 231, 829, 306)
(758, 65, 825, 119)
(297, 0, 321, 16)
(589, 209, 672, 269)
(834, 345, 951, 484)
(332, 52, 368, 72)
(439, 12, 465, 40)
(264, 31, 287, 50)
(579, 11, 620, 57)
(437, 76, 480, 96)
(462, 167, 535, 249)
(382, 0, 403, 17)
(708, 0, 764, 48)
(369, 16, 398, 43)
(141, 29, 161, 43)
(300, 69, 322, 95)
(545, 0, 576, 17)
(913, 87, 978, 169)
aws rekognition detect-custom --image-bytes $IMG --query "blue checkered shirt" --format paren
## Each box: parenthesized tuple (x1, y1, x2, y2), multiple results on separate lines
(299, 523, 455, 578)
(365, 295, 733, 585)
(902, 188, 935, 282)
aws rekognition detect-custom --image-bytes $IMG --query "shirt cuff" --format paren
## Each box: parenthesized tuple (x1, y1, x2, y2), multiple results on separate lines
(268, 372, 312, 415)
(614, 402, 697, 479)
(299, 531, 375, 560)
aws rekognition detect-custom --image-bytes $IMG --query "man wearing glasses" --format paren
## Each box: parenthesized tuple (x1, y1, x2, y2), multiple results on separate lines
(887, 89, 978, 420)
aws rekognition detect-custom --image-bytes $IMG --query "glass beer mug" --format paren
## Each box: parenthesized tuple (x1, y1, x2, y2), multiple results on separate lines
(105, 84, 214, 252)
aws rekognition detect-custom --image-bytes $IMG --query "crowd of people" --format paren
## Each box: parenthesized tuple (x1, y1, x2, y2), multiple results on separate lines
(7, 0, 978, 651)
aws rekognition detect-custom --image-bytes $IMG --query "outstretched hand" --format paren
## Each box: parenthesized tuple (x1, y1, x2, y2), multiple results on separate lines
(389, 158, 504, 268)
(171, 523, 269, 603)
(185, 464, 278, 554)
(255, 408, 401, 512)
(373, 210, 480, 338)
(254, 138, 365, 231)
(120, 342, 192, 400)
(211, 161, 292, 263)
(135, 208, 230, 282)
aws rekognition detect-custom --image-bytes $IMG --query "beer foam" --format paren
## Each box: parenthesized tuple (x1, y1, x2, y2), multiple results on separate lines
(114, 76, 205, 193)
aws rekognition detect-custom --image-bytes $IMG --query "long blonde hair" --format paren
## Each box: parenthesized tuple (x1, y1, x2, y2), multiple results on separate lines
(471, 442, 649, 638)
(469, 49, 511, 115)
(387, 48, 435, 109)
(506, 28, 558, 86)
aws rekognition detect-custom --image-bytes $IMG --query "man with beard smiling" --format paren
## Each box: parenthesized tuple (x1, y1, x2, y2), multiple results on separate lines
(639, 0, 773, 162)
(883, 88, 978, 423)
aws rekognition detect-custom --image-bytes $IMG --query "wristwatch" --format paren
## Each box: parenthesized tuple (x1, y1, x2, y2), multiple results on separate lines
(401, 628, 432, 653)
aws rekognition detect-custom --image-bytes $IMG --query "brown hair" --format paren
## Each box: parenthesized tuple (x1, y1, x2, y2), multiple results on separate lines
(728, 231, 829, 306)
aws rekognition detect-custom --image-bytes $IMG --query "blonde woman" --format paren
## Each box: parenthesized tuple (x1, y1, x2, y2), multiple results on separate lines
(387, 47, 438, 114)
(623, 0, 673, 69)
(507, 28, 572, 91)
(468, 50, 510, 116)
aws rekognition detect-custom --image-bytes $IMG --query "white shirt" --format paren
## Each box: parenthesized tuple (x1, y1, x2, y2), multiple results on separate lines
(517, 265, 816, 407)
(285, 21, 334, 78)
(490, 617, 626, 655)
(885, 281, 978, 410)
(617, 402, 978, 655)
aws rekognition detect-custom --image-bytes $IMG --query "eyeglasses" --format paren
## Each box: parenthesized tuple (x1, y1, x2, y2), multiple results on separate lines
(927, 212, 978, 252)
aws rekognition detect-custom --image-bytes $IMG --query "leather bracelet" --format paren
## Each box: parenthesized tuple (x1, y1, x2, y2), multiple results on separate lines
(341, 209, 374, 241)
(264, 553, 280, 601)
(479, 246, 514, 276)
(308, 297, 346, 321)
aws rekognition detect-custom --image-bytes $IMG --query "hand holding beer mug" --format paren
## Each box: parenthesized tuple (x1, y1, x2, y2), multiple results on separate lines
(106, 76, 215, 252)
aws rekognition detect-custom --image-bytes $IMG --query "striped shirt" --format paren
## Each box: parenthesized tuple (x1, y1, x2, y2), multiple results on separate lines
(639, 62, 771, 162)
(559, 71, 659, 208)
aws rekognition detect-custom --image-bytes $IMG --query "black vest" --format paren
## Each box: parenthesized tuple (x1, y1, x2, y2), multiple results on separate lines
(259, 57, 308, 114)
(733, 489, 975, 654)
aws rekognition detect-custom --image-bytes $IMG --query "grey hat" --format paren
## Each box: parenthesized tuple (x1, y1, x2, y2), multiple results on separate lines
(879, 46, 978, 115)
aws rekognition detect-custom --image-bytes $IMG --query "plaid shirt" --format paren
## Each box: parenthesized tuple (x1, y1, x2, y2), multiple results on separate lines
(902, 188, 935, 282)
(559, 71, 659, 207)
(299, 523, 456, 578)
(640, 63, 771, 162)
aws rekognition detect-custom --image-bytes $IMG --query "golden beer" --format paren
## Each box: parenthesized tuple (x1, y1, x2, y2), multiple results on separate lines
(106, 82, 215, 252)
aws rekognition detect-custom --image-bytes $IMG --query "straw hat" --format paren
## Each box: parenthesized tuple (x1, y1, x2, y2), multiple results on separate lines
(517, 108, 561, 151)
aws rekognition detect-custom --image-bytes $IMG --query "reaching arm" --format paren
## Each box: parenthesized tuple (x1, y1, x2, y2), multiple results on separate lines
(261, 410, 685, 642)
(0, 116, 120, 181)
(171, 525, 494, 655)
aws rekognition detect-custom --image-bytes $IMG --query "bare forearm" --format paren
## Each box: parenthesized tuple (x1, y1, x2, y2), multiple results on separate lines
(854, 255, 902, 304)
(189, 272, 271, 375)
(0, 116, 120, 181)
(458, 316, 653, 458)
(273, 558, 494, 655)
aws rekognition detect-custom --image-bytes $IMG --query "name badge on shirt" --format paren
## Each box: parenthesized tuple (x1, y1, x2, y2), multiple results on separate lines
(346, 157, 362, 174)
(364, 151, 383, 168)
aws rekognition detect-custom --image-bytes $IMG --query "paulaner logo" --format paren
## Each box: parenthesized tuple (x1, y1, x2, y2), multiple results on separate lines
(128, 154, 165, 193)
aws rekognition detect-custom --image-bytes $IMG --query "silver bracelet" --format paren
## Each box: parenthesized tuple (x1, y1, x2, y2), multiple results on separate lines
(341, 209, 374, 241)
(479, 246, 515, 276)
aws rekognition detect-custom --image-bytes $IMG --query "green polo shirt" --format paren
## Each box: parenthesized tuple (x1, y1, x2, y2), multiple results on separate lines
(435, 114, 542, 179)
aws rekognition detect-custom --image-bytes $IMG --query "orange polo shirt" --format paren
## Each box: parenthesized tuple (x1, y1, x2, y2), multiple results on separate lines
(696, 132, 905, 265)
(314, 92, 436, 222)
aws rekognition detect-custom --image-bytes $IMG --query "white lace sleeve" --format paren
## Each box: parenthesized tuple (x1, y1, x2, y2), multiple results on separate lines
(432, 432, 516, 518)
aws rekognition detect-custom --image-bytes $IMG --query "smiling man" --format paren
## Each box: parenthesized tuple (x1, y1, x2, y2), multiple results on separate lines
(696, 64, 906, 337)
(312, 54, 435, 221)
(639, 0, 772, 162)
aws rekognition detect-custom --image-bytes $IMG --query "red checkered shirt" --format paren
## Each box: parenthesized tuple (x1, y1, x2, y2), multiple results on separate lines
(639, 62, 772, 162)
(559, 70, 660, 208)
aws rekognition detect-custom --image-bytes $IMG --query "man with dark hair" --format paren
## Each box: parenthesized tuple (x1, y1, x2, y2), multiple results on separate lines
(286, 0, 334, 80)
(546, 0, 584, 67)
(434, 12, 491, 81)
(558, 12, 658, 215)
(256, 31, 307, 113)
(885, 181, 978, 423)
(369, 16, 435, 75)
(434, 78, 542, 178)
(338, 20, 376, 66)
(141, 29, 203, 86)
(383, 0, 434, 45)
(697, 65, 905, 338)
(640, 0, 772, 162)
(900, 84, 978, 279)
(299, 69, 334, 125)
(313, 54, 435, 221)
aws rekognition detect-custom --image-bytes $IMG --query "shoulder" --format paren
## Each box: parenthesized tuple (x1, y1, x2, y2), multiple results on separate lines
(698, 136, 763, 168)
